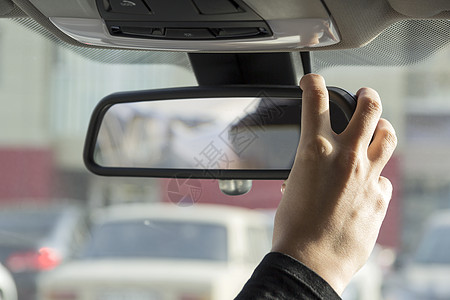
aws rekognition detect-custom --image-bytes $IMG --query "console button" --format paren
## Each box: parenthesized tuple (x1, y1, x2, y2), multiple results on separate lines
(109, 0, 151, 14)
(151, 28, 165, 36)
(166, 28, 214, 39)
(216, 27, 262, 37)
(121, 26, 151, 36)
(118, 27, 166, 37)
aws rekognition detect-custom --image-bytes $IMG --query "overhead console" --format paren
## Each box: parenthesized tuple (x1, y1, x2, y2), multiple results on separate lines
(40, 0, 340, 51)
(99, 0, 272, 40)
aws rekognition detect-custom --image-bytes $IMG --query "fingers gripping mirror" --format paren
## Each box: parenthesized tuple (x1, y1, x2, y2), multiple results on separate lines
(84, 86, 356, 180)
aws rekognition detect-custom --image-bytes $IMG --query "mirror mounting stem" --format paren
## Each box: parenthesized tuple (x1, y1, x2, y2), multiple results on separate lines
(218, 180, 253, 196)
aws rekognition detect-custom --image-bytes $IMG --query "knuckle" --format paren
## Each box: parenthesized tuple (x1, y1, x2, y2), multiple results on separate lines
(299, 136, 333, 161)
(362, 97, 382, 115)
(374, 177, 393, 212)
(381, 128, 398, 149)
(380, 176, 393, 194)
(308, 86, 328, 99)
(375, 197, 388, 213)
(337, 149, 363, 174)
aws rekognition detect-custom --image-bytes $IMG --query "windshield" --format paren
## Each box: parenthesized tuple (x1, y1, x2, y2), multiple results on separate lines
(1, 17, 450, 300)
(82, 220, 228, 261)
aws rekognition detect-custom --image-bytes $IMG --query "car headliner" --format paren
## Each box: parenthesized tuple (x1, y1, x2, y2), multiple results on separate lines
(1, 0, 449, 65)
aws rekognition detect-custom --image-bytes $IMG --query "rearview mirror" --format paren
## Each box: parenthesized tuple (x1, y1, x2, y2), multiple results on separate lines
(84, 86, 356, 179)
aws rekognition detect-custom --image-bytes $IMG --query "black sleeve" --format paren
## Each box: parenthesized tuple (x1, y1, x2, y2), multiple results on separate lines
(235, 252, 341, 300)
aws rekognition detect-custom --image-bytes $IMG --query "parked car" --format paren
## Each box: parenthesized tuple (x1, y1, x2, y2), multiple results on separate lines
(38, 203, 271, 300)
(0, 205, 89, 300)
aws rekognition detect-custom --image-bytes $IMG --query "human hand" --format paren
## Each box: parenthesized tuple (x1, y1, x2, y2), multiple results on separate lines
(271, 74, 397, 295)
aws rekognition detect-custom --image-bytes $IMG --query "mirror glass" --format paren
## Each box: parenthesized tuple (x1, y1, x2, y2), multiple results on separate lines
(94, 97, 303, 170)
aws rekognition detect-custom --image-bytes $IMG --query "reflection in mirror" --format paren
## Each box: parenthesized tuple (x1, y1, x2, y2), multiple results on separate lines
(94, 97, 301, 170)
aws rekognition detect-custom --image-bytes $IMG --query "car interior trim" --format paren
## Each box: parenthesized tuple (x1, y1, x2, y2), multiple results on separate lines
(188, 53, 298, 86)
(11, 0, 450, 52)
(49, 17, 340, 52)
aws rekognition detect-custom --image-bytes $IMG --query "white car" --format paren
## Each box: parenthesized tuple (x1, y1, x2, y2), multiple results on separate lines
(38, 203, 271, 300)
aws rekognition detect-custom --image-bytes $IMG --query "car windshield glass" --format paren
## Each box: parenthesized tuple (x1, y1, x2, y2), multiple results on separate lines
(414, 226, 450, 264)
(2, 16, 450, 300)
(82, 220, 228, 261)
